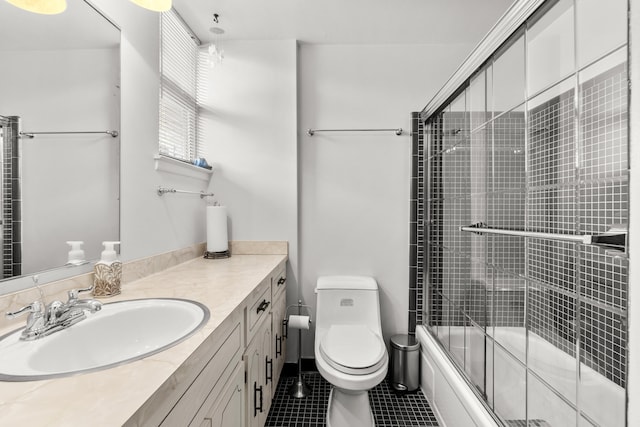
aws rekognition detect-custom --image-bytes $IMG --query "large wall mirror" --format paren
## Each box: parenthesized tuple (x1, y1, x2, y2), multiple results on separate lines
(0, 1, 120, 294)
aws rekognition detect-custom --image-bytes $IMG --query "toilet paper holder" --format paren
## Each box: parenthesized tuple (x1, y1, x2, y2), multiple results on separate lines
(284, 300, 314, 398)
(283, 300, 313, 337)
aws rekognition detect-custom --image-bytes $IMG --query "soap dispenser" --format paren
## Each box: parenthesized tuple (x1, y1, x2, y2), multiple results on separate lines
(93, 241, 122, 298)
(66, 241, 86, 266)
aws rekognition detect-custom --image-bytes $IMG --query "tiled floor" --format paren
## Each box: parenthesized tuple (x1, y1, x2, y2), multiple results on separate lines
(265, 372, 439, 427)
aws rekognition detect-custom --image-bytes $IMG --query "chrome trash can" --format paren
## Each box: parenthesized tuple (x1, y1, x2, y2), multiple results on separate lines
(390, 334, 420, 392)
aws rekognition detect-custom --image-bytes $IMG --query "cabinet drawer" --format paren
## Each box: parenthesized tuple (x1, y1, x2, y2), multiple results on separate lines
(160, 322, 243, 427)
(271, 265, 287, 302)
(247, 279, 271, 343)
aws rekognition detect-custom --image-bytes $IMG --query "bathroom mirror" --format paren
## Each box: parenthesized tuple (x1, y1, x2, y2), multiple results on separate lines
(0, 1, 120, 294)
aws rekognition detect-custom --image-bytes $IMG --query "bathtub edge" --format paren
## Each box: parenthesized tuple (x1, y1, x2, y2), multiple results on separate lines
(416, 325, 499, 427)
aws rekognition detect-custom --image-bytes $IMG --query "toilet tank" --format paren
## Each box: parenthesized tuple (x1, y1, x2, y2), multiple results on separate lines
(315, 276, 382, 331)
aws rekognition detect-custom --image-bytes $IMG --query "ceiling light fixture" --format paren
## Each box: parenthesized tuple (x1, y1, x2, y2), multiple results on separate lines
(207, 13, 225, 68)
(128, 0, 171, 12)
(5, 0, 67, 14)
(6, 0, 171, 14)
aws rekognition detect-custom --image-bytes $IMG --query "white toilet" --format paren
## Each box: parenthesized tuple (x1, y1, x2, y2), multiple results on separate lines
(314, 276, 388, 427)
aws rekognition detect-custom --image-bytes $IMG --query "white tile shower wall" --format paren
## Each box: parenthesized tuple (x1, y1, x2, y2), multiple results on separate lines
(420, 58, 629, 396)
(526, 63, 629, 387)
(424, 109, 526, 331)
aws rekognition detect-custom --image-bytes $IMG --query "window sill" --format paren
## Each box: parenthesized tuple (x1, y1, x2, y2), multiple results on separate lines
(154, 155, 214, 181)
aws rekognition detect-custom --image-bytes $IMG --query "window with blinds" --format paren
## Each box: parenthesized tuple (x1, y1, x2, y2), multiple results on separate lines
(159, 9, 201, 162)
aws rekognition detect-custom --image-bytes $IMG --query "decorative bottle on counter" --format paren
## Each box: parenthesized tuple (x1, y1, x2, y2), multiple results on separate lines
(93, 241, 122, 298)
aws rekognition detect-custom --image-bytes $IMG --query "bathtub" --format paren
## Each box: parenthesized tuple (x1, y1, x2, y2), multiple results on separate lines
(417, 325, 625, 427)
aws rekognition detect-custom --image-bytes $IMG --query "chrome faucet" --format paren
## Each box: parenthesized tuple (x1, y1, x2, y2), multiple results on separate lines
(5, 285, 102, 341)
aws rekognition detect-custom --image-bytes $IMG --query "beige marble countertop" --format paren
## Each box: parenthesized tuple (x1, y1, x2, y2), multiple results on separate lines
(0, 254, 287, 426)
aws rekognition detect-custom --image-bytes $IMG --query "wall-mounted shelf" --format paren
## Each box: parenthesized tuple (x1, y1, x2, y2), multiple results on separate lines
(154, 155, 214, 181)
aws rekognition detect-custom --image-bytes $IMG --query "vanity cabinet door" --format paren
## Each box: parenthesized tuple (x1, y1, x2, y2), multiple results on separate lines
(260, 317, 273, 420)
(271, 291, 287, 391)
(158, 315, 243, 427)
(245, 327, 264, 427)
(245, 316, 274, 427)
(191, 362, 245, 427)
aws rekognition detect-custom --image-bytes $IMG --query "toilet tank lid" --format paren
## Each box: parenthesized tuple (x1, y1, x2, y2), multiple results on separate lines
(316, 276, 378, 290)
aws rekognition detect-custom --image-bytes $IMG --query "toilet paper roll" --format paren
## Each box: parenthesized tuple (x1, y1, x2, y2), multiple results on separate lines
(288, 315, 310, 330)
(206, 206, 228, 252)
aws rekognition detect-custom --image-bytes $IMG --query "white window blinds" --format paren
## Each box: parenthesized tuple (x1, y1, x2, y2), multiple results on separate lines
(159, 9, 201, 162)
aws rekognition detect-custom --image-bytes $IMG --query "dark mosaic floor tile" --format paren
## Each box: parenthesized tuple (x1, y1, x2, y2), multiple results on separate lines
(265, 373, 439, 427)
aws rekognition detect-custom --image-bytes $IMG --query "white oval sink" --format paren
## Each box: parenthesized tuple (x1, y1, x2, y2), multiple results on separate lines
(0, 298, 209, 381)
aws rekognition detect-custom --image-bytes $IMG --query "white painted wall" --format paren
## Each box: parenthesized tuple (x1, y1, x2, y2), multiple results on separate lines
(89, 0, 212, 264)
(198, 39, 299, 314)
(0, 48, 119, 273)
(298, 43, 475, 358)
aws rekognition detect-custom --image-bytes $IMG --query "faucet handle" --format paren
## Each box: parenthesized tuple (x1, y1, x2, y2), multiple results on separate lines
(67, 284, 94, 302)
(6, 301, 43, 319)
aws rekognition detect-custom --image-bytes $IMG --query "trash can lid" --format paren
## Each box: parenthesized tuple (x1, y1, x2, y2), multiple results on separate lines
(390, 334, 419, 351)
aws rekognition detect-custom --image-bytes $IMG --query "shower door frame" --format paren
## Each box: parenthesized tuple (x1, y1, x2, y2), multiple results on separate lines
(416, 0, 631, 425)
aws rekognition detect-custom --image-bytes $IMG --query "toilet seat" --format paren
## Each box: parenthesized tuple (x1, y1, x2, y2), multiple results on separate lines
(319, 324, 386, 375)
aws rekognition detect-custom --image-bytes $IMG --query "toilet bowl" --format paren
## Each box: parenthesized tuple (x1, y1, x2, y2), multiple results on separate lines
(314, 276, 388, 427)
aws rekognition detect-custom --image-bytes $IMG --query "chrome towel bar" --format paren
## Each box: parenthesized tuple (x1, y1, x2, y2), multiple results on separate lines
(459, 223, 627, 251)
(157, 186, 214, 199)
(307, 127, 405, 136)
(20, 130, 118, 138)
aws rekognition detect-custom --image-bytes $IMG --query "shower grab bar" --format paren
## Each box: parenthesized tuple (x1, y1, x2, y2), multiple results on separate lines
(19, 130, 118, 138)
(157, 186, 214, 199)
(459, 223, 627, 251)
(307, 128, 405, 136)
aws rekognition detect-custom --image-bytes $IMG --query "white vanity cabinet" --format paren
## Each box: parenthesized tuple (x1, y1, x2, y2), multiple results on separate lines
(244, 261, 287, 427)
(132, 259, 288, 427)
(0, 253, 290, 427)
